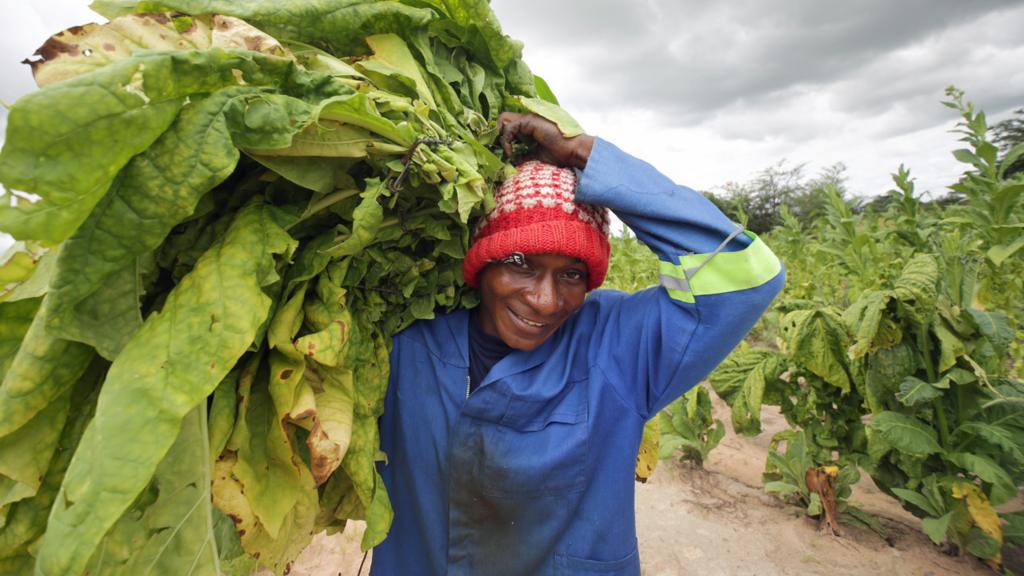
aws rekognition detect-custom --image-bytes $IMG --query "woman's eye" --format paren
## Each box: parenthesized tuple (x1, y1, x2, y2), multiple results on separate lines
(562, 269, 585, 281)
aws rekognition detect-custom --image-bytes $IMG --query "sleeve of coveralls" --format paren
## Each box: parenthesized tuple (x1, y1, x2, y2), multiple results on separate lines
(575, 138, 785, 419)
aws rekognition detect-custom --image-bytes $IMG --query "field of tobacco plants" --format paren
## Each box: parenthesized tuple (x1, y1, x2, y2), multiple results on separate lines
(616, 89, 1024, 571)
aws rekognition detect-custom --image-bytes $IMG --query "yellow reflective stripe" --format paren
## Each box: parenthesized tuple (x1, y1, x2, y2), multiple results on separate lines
(658, 232, 781, 303)
(658, 261, 695, 303)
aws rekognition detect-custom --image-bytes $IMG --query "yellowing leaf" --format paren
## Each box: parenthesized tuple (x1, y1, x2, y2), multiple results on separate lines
(952, 481, 1003, 549)
(211, 451, 317, 575)
(307, 367, 355, 486)
(635, 417, 660, 482)
(27, 14, 292, 87)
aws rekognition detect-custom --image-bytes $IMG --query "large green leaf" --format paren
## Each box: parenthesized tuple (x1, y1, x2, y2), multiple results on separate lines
(860, 341, 916, 414)
(45, 84, 321, 360)
(708, 346, 785, 436)
(84, 406, 220, 575)
(0, 388, 70, 510)
(515, 96, 584, 137)
(842, 290, 892, 361)
(784, 308, 851, 392)
(921, 512, 953, 546)
(890, 487, 941, 518)
(1004, 511, 1024, 547)
(0, 48, 303, 244)
(952, 422, 1024, 465)
(866, 411, 942, 458)
(36, 203, 294, 576)
(318, 92, 417, 146)
(895, 376, 943, 407)
(362, 34, 437, 108)
(0, 299, 40, 379)
(967, 309, 1013, 361)
(0, 361, 101, 572)
(987, 235, 1024, 266)
(0, 302, 94, 438)
(892, 253, 938, 308)
(427, 0, 526, 71)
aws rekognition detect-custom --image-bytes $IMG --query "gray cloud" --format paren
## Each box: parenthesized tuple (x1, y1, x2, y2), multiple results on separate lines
(493, 0, 1023, 125)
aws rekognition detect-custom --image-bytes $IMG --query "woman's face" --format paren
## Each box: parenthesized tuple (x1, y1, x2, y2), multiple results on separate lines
(477, 253, 589, 350)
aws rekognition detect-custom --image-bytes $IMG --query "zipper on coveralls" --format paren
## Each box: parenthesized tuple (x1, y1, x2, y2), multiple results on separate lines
(465, 373, 471, 399)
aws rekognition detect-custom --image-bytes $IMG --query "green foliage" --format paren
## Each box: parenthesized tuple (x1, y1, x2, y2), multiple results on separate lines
(711, 89, 1024, 564)
(657, 385, 726, 467)
(604, 229, 659, 292)
(0, 2, 573, 574)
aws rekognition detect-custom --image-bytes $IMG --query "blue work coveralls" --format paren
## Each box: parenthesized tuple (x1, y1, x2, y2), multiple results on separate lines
(373, 139, 785, 575)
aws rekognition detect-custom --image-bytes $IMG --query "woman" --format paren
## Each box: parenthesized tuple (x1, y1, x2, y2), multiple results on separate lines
(372, 113, 784, 575)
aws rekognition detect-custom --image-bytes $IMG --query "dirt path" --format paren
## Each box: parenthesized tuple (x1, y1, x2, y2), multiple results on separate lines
(277, 396, 992, 575)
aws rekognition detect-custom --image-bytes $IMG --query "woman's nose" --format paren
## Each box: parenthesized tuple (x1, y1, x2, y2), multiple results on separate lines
(524, 274, 560, 316)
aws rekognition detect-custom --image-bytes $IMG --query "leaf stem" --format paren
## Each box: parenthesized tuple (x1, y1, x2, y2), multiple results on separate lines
(199, 400, 222, 575)
(290, 188, 361, 229)
(917, 324, 950, 450)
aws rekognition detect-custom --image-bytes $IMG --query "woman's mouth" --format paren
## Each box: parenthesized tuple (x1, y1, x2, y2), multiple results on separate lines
(508, 307, 547, 329)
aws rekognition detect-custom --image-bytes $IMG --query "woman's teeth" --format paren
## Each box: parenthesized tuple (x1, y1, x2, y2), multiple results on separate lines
(512, 309, 545, 327)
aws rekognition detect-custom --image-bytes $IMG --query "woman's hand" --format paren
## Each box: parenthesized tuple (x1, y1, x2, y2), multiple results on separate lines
(497, 112, 595, 170)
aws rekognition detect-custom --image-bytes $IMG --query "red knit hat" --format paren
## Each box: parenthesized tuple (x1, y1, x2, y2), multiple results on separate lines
(463, 161, 611, 291)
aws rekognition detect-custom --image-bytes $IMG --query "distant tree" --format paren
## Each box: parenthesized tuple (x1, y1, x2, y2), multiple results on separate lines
(704, 161, 847, 234)
(992, 107, 1024, 177)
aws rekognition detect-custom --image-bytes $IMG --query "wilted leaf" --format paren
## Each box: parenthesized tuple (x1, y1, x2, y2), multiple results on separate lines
(211, 451, 317, 575)
(933, 320, 967, 373)
(307, 367, 356, 486)
(892, 254, 938, 307)
(323, 179, 387, 257)
(843, 291, 892, 360)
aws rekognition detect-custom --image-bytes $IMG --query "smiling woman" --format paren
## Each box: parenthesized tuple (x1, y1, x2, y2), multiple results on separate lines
(373, 112, 785, 575)
(477, 252, 589, 350)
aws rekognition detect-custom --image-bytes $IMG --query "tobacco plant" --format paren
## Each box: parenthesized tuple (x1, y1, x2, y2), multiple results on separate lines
(712, 91, 1024, 565)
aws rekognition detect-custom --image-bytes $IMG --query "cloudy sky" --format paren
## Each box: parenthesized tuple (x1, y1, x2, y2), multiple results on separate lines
(1, 0, 1022, 215)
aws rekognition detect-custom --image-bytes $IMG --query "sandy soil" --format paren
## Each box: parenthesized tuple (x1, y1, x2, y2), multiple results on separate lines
(275, 395, 996, 576)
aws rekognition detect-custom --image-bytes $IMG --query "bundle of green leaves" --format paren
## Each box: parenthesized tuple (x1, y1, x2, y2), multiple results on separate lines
(0, 1, 582, 574)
